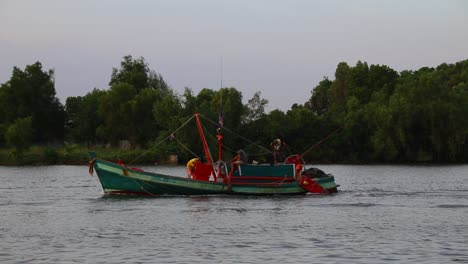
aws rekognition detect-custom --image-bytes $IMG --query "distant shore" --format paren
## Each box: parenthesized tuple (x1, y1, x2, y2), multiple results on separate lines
(1, 145, 466, 166)
(0, 145, 179, 166)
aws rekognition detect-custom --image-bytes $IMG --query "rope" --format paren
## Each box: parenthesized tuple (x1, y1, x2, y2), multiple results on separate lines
(131, 178, 159, 196)
(198, 121, 220, 155)
(300, 126, 342, 159)
(221, 144, 237, 155)
(198, 113, 272, 154)
(245, 151, 270, 156)
(88, 158, 97, 176)
(128, 115, 195, 165)
(201, 123, 264, 159)
(201, 125, 236, 156)
(172, 135, 199, 158)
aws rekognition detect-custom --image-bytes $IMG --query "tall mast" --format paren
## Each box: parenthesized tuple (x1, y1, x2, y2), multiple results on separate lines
(220, 56, 223, 119)
(220, 56, 223, 91)
(218, 56, 223, 161)
(217, 128, 223, 162)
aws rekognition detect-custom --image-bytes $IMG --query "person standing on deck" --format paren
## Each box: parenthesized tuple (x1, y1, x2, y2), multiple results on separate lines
(186, 158, 200, 179)
(270, 138, 287, 164)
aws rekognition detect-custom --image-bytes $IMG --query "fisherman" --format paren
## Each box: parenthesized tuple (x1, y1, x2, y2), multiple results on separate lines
(186, 158, 200, 179)
(270, 138, 287, 164)
(237, 149, 249, 163)
(232, 149, 248, 165)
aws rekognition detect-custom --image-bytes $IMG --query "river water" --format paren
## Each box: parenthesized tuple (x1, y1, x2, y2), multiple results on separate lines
(0, 165, 467, 263)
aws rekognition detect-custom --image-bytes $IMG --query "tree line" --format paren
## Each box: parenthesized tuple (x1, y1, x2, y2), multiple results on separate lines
(1, 55, 467, 163)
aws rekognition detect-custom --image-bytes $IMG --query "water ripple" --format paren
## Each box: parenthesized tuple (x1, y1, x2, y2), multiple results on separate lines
(1, 165, 468, 263)
(434, 204, 468, 209)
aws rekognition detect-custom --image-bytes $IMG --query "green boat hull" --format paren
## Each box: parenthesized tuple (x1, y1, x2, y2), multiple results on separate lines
(91, 158, 338, 196)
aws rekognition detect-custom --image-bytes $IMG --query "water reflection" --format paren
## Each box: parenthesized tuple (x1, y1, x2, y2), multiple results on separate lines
(0, 165, 467, 263)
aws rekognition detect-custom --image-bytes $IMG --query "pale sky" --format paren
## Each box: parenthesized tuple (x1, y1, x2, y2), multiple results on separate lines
(1, 0, 467, 110)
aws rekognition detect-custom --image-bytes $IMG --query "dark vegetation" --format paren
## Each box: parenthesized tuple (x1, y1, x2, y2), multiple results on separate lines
(1, 55, 467, 165)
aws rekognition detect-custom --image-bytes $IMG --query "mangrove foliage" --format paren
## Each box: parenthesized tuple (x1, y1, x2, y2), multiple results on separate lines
(1, 56, 467, 164)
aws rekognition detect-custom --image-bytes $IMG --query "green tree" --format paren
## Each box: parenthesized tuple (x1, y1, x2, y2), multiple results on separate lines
(181, 87, 197, 117)
(347, 61, 369, 104)
(303, 59, 468, 162)
(263, 109, 289, 143)
(110, 55, 168, 92)
(127, 89, 161, 146)
(328, 62, 350, 113)
(243, 91, 268, 124)
(65, 96, 84, 142)
(0, 62, 65, 143)
(65, 89, 106, 144)
(5, 116, 33, 152)
(214, 87, 244, 131)
(152, 89, 182, 133)
(194, 88, 217, 120)
(97, 83, 137, 146)
(96, 55, 174, 148)
(306, 77, 332, 115)
(368, 64, 399, 98)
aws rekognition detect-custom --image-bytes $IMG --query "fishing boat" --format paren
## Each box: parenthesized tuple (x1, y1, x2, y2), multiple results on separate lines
(88, 113, 339, 195)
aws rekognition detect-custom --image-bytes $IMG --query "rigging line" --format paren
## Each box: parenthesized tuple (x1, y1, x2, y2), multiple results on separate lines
(131, 178, 158, 196)
(134, 177, 177, 196)
(283, 144, 293, 156)
(300, 126, 342, 159)
(200, 122, 237, 156)
(171, 114, 197, 135)
(128, 115, 196, 165)
(243, 140, 258, 148)
(201, 123, 238, 156)
(222, 144, 237, 154)
(172, 135, 199, 158)
(198, 113, 272, 153)
(245, 151, 271, 156)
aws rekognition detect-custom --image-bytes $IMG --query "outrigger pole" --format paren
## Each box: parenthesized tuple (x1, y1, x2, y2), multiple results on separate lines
(300, 126, 342, 159)
(194, 112, 214, 164)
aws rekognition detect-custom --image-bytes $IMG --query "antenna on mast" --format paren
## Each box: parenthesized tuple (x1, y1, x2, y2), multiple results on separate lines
(220, 56, 223, 108)
(220, 56, 223, 90)
(218, 56, 224, 127)
(217, 56, 224, 162)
